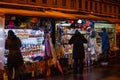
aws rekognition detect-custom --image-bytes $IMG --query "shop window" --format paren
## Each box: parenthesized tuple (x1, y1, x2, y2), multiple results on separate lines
(19, 0, 24, 1)
(62, 0, 66, 6)
(78, 0, 82, 9)
(109, 5, 112, 14)
(95, 0, 101, 1)
(95, 2, 97, 11)
(90, 1, 92, 11)
(119, 8, 120, 14)
(52, 0, 57, 5)
(42, 0, 47, 4)
(31, 0, 36, 2)
(18, 0, 25, 3)
(4, 15, 48, 63)
(119, 16, 120, 20)
(99, 3, 102, 13)
(104, 4, 107, 13)
(113, 6, 116, 15)
(70, 0, 76, 8)
(85, 1, 88, 10)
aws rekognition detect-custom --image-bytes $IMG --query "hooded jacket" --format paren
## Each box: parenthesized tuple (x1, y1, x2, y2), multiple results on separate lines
(5, 30, 23, 67)
(69, 31, 87, 59)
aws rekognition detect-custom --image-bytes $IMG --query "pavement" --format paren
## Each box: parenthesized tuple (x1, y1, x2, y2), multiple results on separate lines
(3, 57, 120, 80)
(30, 57, 120, 80)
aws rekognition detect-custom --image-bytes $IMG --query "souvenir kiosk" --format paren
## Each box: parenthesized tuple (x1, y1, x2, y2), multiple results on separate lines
(55, 19, 97, 68)
(4, 15, 56, 79)
(55, 19, 116, 67)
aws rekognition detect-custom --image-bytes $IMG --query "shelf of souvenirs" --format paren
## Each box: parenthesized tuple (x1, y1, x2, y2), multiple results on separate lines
(63, 28, 87, 35)
(17, 34, 44, 38)
(21, 44, 45, 62)
(21, 44, 44, 53)
(23, 51, 44, 63)
(63, 44, 73, 55)
(4, 29, 44, 39)
(4, 50, 45, 64)
(95, 28, 115, 32)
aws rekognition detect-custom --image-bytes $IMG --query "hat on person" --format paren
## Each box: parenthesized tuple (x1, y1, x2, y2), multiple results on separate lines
(102, 28, 106, 32)
(8, 30, 15, 36)
(75, 30, 80, 34)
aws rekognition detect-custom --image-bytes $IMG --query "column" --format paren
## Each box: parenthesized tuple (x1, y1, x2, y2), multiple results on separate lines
(0, 14, 5, 80)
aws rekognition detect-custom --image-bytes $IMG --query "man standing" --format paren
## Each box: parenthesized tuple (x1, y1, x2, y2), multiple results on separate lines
(69, 30, 87, 74)
(99, 28, 110, 64)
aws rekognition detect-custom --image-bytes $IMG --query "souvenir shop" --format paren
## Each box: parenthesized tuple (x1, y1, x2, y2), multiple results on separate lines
(0, 8, 74, 79)
(55, 19, 116, 68)
(3, 14, 59, 79)
(0, 13, 117, 79)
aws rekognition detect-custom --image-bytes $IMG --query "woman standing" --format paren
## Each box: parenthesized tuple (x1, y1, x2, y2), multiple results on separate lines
(5, 30, 23, 80)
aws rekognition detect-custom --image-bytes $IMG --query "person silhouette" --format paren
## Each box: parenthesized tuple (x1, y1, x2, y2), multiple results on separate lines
(69, 30, 87, 74)
(99, 28, 110, 63)
(5, 30, 24, 80)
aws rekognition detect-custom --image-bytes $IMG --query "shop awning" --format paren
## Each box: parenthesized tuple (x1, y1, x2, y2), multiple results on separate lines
(0, 8, 76, 19)
(107, 18, 120, 23)
(74, 14, 108, 21)
(0, 8, 46, 16)
(0, 8, 119, 23)
(45, 11, 76, 19)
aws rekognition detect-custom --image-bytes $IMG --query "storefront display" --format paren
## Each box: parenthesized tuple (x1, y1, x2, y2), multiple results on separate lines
(56, 19, 92, 67)
(4, 15, 47, 63)
(94, 22, 116, 59)
(5, 29, 45, 62)
(2, 14, 117, 78)
(56, 19, 117, 66)
(94, 23, 116, 48)
(3, 15, 58, 78)
(56, 20, 88, 55)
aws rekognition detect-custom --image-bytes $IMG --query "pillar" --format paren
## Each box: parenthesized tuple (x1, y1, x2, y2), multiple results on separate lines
(0, 14, 5, 79)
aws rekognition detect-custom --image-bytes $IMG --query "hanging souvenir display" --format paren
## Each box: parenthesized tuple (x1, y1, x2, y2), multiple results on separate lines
(30, 18, 38, 23)
(20, 22, 27, 28)
(11, 16, 16, 20)
(7, 21, 15, 28)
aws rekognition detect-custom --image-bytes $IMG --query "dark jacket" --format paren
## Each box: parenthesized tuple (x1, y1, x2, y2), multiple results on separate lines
(5, 35, 23, 67)
(69, 32, 87, 59)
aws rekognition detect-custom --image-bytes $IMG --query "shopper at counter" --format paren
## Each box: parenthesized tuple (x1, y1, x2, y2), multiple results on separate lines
(68, 30, 87, 74)
(5, 30, 24, 80)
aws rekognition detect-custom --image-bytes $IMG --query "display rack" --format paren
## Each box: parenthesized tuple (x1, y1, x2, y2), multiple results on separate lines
(95, 27, 115, 49)
(94, 23, 116, 60)
(5, 29, 45, 63)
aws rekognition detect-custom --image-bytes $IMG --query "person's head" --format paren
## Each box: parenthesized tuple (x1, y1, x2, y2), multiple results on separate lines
(75, 30, 80, 35)
(102, 28, 106, 32)
(8, 30, 15, 37)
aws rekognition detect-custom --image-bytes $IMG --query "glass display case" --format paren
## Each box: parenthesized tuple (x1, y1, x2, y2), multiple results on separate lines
(5, 29, 45, 63)
(94, 23, 116, 49)
(61, 28, 87, 55)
